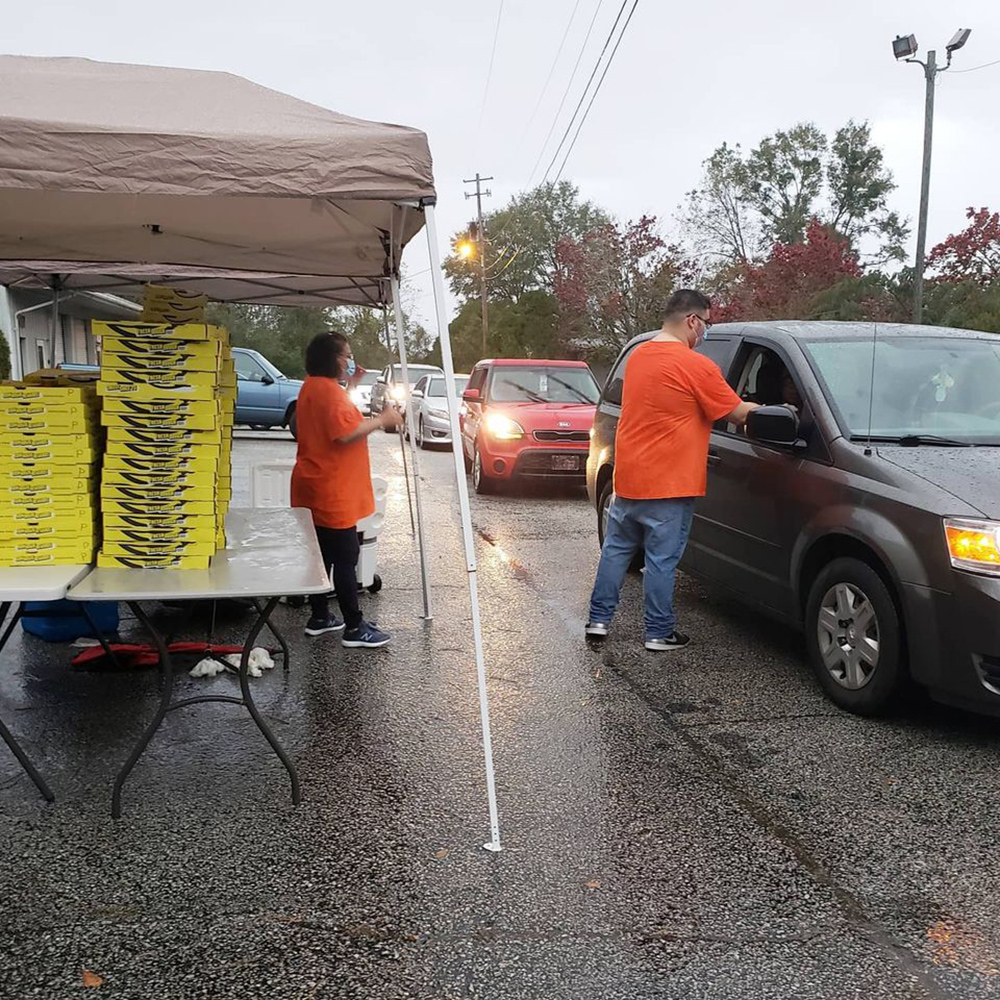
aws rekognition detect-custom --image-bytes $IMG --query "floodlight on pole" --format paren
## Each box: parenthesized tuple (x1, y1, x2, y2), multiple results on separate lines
(894, 27, 972, 323)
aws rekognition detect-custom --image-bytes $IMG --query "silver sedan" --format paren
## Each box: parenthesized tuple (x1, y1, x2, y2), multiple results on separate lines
(408, 373, 469, 448)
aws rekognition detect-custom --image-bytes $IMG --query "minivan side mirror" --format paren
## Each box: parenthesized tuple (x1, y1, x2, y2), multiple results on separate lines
(260, 374, 274, 386)
(462, 388, 482, 402)
(746, 405, 799, 445)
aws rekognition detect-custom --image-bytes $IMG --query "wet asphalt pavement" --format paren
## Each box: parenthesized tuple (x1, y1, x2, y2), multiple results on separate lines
(3, 428, 1000, 998)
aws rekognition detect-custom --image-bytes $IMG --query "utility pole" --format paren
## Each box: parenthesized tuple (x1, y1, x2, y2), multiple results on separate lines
(464, 173, 492, 353)
(894, 29, 971, 323)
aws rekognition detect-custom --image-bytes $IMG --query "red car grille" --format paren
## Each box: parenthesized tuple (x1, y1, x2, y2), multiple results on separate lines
(533, 429, 590, 443)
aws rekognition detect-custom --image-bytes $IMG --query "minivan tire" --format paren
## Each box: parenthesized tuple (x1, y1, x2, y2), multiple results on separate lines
(804, 557, 905, 716)
(597, 478, 643, 572)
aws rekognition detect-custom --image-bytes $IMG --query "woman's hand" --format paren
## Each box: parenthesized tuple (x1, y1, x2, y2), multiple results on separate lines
(380, 407, 403, 431)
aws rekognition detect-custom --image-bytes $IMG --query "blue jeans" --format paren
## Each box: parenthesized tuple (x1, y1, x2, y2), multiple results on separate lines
(589, 497, 695, 639)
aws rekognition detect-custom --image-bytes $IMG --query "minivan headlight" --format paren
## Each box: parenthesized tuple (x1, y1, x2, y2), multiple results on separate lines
(485, 413, 525, 440)
(944, 518, 1000, 575)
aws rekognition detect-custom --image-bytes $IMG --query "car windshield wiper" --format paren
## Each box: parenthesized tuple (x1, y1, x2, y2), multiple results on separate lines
(895, 434, 974, 447)
(547, 375, 595, 404)
(507, 382, 547, 403)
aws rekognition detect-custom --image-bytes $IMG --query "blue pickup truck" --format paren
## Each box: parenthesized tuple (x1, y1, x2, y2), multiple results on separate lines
(59, 347, 302, 430)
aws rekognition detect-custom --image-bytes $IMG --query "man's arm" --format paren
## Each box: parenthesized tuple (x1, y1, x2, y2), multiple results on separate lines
(723, 400, 760, 427)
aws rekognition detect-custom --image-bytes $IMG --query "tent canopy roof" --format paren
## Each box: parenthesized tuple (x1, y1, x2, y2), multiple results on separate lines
(0, 55, 436, 306)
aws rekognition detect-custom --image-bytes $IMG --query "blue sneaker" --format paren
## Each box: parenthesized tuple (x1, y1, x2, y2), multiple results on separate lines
(342, 620, 391, 648)
(305, 614, 345, 636)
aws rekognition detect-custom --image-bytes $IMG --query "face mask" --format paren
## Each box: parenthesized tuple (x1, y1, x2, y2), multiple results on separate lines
(692, 320, 706, 350)
(344, 357, 356, 378)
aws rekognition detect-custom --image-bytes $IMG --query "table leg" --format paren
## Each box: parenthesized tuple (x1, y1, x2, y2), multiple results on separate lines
(77, 604, 122, 670)
(112, 601, 175, 819)
(240, 596, 299, 806)
(251, 598, 290, 672)
(0, 601, 55, 802)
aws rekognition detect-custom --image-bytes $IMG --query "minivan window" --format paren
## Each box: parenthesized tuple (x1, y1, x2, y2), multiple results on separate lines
(803, 335, 1000, 443)
(603, 337, 734, 406)
(490, 366, 600, 404)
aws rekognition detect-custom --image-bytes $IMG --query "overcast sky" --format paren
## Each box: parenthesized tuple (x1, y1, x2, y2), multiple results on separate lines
(6, 1, 999, 326)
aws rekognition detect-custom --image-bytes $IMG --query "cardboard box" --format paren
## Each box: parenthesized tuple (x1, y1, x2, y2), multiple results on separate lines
(94, 321, 225, 343)
(107, 422, 223, 451)
(102, 396, 219, 417)
(0, 463, 97, 488)
(103, 468, 217, 490)
(102, 538, 216, 559)
(9, 505, 96, 527)
(101, 483, 217, 503)
(0, 539, 96, 563)
(104, 513, 217, 538)
(0, 382, 93, 404)
(96, 551, 212, 570)
(97, 378, 219, 403)
(1, 519, 97, 539)
(103, 413, 221, 435)
(3, 410, 98, 434)
(99, 365, 221, 388)
(0, 444, 97, 465)
(104, 453, 218, 474)
(103, 440, 222, 463)
(101, 497, 218, 517)
(2, 489, 96, 510)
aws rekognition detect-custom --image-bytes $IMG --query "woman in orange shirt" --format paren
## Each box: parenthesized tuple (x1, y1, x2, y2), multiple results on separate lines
(291, 332, 402, 647)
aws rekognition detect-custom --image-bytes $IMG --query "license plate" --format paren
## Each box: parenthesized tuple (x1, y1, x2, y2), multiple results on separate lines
(551, 455, 580, 471)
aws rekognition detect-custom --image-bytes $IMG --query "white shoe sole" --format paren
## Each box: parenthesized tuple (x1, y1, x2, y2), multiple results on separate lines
(585, 628, 609, 638)
(342, 636, 391, 648)
(305, 624, 345, 636)
(644, 641, 688, 652)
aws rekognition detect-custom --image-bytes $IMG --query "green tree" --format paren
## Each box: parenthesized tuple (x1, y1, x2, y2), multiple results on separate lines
(444, 181, 610, 303)
(0, 333, 10, 380)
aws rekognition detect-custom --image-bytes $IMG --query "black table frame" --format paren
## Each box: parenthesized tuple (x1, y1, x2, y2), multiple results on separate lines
(110, 596, 296, 818)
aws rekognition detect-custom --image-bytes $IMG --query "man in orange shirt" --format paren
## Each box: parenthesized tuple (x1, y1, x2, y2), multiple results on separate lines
(292, 332, 402, 647)
(586, 290, 758, 651)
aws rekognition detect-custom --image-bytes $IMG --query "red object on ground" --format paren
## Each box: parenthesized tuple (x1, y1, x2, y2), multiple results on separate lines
(71, 642, 254, 670)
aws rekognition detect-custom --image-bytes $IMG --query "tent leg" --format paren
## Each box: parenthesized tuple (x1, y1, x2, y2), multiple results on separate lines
(48, 278, 59, 368)
(390, 277, 433, 622)
(398, 421, 416, 536)
(422, 205, 501, 853)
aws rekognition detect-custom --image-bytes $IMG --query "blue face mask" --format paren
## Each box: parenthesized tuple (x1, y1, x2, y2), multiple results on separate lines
(344, 357, 356, 378)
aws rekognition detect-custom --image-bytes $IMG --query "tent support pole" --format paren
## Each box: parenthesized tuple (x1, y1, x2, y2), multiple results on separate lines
(422, 205, 501, 853)
(48, 277, 60, 368)
(390, 277, 432, 621)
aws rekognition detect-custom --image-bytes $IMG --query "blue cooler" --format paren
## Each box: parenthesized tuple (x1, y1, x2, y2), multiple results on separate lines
(20, 600, 119, 642)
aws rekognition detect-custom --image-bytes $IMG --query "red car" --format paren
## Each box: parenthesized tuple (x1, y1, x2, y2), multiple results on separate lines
(459, 359, 601, 493)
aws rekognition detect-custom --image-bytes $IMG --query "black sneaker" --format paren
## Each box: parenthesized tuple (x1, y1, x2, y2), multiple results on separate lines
(644, 631, 690, 652)
(305, 614, 345, 637)
(585, 621, 610, 639)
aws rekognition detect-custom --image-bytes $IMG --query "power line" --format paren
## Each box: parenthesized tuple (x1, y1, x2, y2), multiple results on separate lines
(516, 0, 584, 152)
(526, 0, 606, 186)
(950, 56, 1000, 74)
(476, 0, 507, 140)
(553, 0, 639, 184)
(541, 0, 630, 185)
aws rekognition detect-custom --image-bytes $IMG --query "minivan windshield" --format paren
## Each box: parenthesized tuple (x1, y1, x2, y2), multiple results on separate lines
(802, 335, 1000, 444)
(489, 366, 600, 404)
(426, 376, 468, 397)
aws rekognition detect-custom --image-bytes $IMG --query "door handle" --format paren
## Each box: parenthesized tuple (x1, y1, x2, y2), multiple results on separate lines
(707, 450, 722, 466)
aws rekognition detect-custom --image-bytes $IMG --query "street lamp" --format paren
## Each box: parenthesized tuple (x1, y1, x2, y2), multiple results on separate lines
(894, 28, 972, 323)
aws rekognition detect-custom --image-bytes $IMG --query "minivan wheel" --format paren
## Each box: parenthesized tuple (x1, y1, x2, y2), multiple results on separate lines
(597, 478, 643, 572)
(805, 557, 904, 715)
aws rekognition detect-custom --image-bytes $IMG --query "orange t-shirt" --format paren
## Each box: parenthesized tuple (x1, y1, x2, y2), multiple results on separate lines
(290, 376, 375, 529)
(613, 339, 741, 500)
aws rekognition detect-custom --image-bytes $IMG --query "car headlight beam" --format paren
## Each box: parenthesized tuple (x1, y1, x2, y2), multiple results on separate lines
(944, 518, 1000, 575)
(484, 412, 525, 440)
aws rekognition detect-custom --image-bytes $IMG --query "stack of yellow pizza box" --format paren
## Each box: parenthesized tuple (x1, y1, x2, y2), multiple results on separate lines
(94, 308, 236, 570)
(0, 372, 101, 566)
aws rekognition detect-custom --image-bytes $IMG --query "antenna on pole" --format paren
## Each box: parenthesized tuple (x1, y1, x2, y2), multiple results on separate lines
(864, 323, 878, 457)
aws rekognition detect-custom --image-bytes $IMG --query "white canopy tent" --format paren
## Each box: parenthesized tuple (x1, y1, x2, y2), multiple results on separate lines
(0, 55, 501, 850)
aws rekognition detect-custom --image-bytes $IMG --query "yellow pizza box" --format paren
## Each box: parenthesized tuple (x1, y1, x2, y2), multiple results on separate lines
(104, 452, 218, 474)
(102, 396, 219, 417)
(97, 551, 211, 570)
(0, 445, 96, 466)
(215, 529, 226, 549)
(103, 468, 217, 490)
(140, 300, 207, 323)
(94, 321, 224, 343)
(102, 335, 220, 360)
(97, 377, 218, 403)
(2, 410, 99, 435)
(0, 538, 96, 561)
(99, 365, 221, 388)
(1, 517, 97, 539)
(0, 382, 93, 404)
(2, 487, 96, 509)
(104, 526, 216, 547)
(0, 551, 94, 568)
(21, 370, 101, 391)
(102, 411, 221, 434)
(217, 384, 238, 401)
(9, 505, 96, 528)
(102, 537, 216, 558)
(101, 497, 218, 517)
(105, 442, 221, 465)
(142, 285, 210, 306)
(101, 483, 216, 504)
(0, 464, 97, 488)
(103, 513, 217, 536)
(101, 353, 221, 375)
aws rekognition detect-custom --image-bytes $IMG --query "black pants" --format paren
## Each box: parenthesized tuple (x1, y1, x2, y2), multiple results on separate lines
(310, 525, 363, 629)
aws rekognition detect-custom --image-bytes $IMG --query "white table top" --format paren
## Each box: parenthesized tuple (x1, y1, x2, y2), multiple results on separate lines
(68, 507, 330, 602)
(0, 564, 93, 602)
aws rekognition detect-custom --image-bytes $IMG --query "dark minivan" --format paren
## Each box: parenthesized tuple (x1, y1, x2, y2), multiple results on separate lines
(587, 321, 1000, 717)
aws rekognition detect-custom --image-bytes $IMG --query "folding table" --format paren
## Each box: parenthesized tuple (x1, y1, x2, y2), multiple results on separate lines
(68, 507, 329, 817)
(0, 564, 93, 801)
